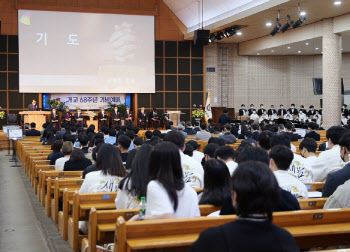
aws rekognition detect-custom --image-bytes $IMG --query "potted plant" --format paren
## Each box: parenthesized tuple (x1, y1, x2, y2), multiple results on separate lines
(0, 109, 5, 120)
(192, 104, 204, 124)
(107, 102, 127, 119)
(47, 99, 68, 111)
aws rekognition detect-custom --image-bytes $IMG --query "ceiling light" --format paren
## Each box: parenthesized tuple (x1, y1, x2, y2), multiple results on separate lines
(341, 48, 343, 51)
(306, 42, 309, 45)
(334, 1, 342, 5)
(315, 48, 319, 50)
(257, 53, 260, 55)
(300, 11, 306, 16)
(266, 22, 272, 27)
(209, 34, 216, 43)
(292, 16, 306, 29)
(298, 51, 301, 53)
(287, 47, 291, 49)
(237, 31, 242, 36)
(271, 50, 274, 53)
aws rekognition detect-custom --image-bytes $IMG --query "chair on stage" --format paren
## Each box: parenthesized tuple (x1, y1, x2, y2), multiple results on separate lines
(8, 113, 18, 125)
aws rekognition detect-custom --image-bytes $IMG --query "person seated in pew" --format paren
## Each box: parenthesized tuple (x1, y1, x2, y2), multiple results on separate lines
(78, 134, 89, 154)
(187, 140, 205, 164)
(176, 123, 188, 138)
(270, 145, 308, 199)
(203, 143, 219, 165)
(220, 124, 237, 144)
(270, 134, 313, 183)
(190, 161, 299, 252)
(193, 121, 200, 132)
(214, 146, 237, 176)
(322, 132, 350, 197)
(184, 143, 194, 157)
(195, 123, 211, 141)
(105, 129, 116, 144)
(55, 141, 74, 170)
(116, 134, 131, 164)
(219, 147, 300, 215)
(311, 126, 348, 182)
(164, 131, 204, 188)
(299, 138, 318, 169)
(199, 159, 231, 206)
(82, 143, 102, 179)
(284, 122, 302, 142)
(130, 142, 200, 221)
(48, 140, 63, 164)
(43, 130, 56, 146)
(25, 122, 41, 136)
(324, 177, 350, 209)
(258, 130, 274, 153)
(115, 144, 153, 209)
(304, 122, 320, 141)
(133, 137, 144, 149)
(249, 110, 259, 121)
(241, 131, 257, 146)
(126, 130, 136, 151)
(184, 121, 197, 135)
(63, 149, 92, 171)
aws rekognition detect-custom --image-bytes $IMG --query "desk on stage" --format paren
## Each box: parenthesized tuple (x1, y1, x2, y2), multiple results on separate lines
(19, 111, 51, 131)
(168, 111, 185, 127)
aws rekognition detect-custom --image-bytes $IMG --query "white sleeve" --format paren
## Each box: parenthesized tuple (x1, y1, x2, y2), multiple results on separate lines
(115, 189, 128, 209)
(146, 181, 174, 216)
(79, 175, 91, 194)
(312, 152, 330, 182)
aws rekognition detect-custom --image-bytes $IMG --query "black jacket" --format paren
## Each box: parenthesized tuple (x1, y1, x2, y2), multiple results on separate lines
(308, 110, 316, 116)
(239, 109, 247, 116)
(138, 111, 147, 121)
(50, 113, 59, 121)
(322, 163, 350, 197)
(288, 108, 298, 116)
(268, 108, 277, 116)
(98, 112, 108, 120)
(218, 114, 230, 126)
(304, 131, 320, 141)
(257, 108, 266, 116)
(28, 104, 39, 111)
(63, 158, 92, 171)
(248, 108, 256, 116)
(25, 129, 41, 136)
(277, 109, 287, 116)
(62, 112, 72, 120)
(111, 110, 120, 120)
(74, 112, 84, 119)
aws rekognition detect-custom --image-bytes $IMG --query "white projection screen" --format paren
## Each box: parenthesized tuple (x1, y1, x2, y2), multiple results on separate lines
(18, 10, 155, 93)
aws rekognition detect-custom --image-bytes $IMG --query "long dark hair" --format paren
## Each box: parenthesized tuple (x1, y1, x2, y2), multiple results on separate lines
(69, 149, 85, 162)
(199, 159, 231, 206)
(96, 144, 127, 177)
(119, 144, 154, 198)
(148, 142, 184, 211)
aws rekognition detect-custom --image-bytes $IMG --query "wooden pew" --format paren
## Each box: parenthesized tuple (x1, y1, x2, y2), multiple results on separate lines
(32, 163, 55, 190)
(68, 192, 118, 252)
(305, 182, 325, 192)
(58, 190, 76, 240)
(112, 208, 350, 252)
(298, 198, 328, 210)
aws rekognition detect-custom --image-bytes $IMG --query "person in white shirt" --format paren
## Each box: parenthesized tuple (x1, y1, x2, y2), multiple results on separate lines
(164, 131, 204, 188)
(270, 145, 308, 199)
(299, 138, 318, 170)
(250, 111, 259, 121)
(341, 114, 348, 125)
(115, 145, 153, 210)
(270, 113, 279, 121)
(270, 134, 313, 182)
(214, 145, 238, 176)
(311, 126, 348, 182)
(130, 142, 200, 221)
(284, 111, 294, 121)
(55, 141, 73, 171)
(314, 111, 322, 125)
(187, 140, 204, 164)
(259, 112, 269, 123)
(297, 111, 308, 122)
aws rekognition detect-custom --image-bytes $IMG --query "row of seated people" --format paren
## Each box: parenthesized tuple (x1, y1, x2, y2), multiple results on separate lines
(23, 121, 350, 251)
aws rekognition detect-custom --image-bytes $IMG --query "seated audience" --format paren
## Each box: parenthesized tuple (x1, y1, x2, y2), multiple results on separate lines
(133, 137, 144, 148)
(184, 121, 197, 135)
(48, 140, 63, 165)
(324, 178, 350, 209)
(251, 123, 260, 141)
(184, 143, 194, 157)
(187, 140, 204, 164)
(203, 143, 219, 162)
(214, 146, 237, 176)
(150, 136, 162, 146)
(176, 124, 188, 138)
(55, 141, 73, 170)
(250, 110, 259, 121)
(125, 149, 138, 171)
(144, 130, 153, 143)
(195, 123, 211, 141)
(130, 142, 200, 221)
(115, 144, 153, 209)
(26, 122, 41, 136)
(241, 131, 257, 146)
(304, 122, 320, 141)
(322, 133, 350, 197)
(105, 129, 117, 144)
(269, 145, 308, 199)
(82, 143, 102, 179)
(63, 149, 92, 171)
(117, 134, 131, 163)
(312, 126, 348, 182)
(78, 134, 89, 153)
(199, 159, 231, 206)
(164, 131, 204, 188)
(299, 138, 318, 169)
(190, 161, 299, 252)
(258, 130, 274, 153)
(219, 124, 236, 144)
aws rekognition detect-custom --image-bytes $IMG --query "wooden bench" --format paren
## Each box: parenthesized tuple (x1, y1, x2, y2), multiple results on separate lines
(305, 182, 325, 192)
(68, 192, 118, 252)
(32, 164, 54, 190)
(298, 198, 328, 210)
(58, 189, 76, 240)
(112, 208, 350, 252)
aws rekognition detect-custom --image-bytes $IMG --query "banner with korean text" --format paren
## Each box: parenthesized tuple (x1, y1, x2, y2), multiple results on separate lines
(50, 94, 126, 110)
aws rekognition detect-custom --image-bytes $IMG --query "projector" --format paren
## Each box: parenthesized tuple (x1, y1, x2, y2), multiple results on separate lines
(194, 29, 210, 46)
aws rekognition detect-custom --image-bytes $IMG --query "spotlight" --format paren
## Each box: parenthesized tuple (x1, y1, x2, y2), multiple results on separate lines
(224, 27, 236, 37)
(292, 16, 306, 29)
(216, 32, 225, 40)
(300, 11, 306, 16)
(270, 22, 281, 36)
(209, 34, 216, 43)
(266, 22, 272, 27)
(237, 31, 242, 36)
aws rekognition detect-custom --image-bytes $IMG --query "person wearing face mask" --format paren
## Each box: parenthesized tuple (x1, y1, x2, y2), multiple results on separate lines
(341, 104, 349, 117)
(277, 105, 287, 117)
(28, 99, 39, 111)
(257, 104, 266, 116)
(341, 114, 348, 125)
(248, 104, 256, 116)
(299, 105, 307, 114)
(270, 112, 279, 121)
(297, 110, 307, 122)
(283, 111, 293, 121)
(124, 106, 133, 126)
(288, 104, 298, 116)
(239, 104, 248, 116)
(307, 105, 316, 117)
(299, 138, 318, 173)
(314, 111, 322, 126)
(268, 105, 276, 116)
(250, 110, 259, 121)
(98, 107, 108, 127)
(138, 107, 147, 130)
(50, 108, 59, 126)
(112, 106, 121, 126)
(259, 112, 269, 123)
(322, 133, 350, 198)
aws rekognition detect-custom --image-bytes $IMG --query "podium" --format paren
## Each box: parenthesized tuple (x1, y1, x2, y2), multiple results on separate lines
(19, 111, 51, 131)
(87, 118, 98, 132)
(168, 111, 184, 127)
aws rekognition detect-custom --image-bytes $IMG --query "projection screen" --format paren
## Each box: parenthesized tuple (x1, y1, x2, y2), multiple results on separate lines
(18, 10, 155, 93)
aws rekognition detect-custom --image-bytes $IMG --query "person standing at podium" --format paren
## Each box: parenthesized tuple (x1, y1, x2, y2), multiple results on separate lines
(62, 108, 72, 122)
(50, 108, 59, 126)
(28, 100, 39, 111)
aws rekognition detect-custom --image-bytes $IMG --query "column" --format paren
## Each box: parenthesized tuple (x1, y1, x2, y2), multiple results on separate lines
(322, 18, 342, 129)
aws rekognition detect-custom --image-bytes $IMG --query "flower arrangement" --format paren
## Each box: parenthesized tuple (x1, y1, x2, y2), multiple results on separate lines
(85, 111, 97, 118)
(0, 110, 5, 120)
(192, 104, 205, 118)
(107, 102, 127, 119)
(47, 99, 68, 111)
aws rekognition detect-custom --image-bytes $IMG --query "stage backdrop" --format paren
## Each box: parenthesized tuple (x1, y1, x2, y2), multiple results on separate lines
(50, 93, 125, 110)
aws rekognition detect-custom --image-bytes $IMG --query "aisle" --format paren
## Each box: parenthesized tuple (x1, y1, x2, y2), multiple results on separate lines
(0, 151, 72, 252)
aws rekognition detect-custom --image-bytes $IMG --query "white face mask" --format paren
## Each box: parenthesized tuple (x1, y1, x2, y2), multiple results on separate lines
(281, 106, 284, 109)
(250, 106, 254, 109)
(260, 106, 264, 109)
(343, 106, 345, 109)
(291, 106, 294, 109)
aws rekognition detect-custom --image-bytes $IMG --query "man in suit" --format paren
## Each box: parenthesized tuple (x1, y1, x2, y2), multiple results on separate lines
(50, 108, 59, 126)
(28, 100, 39, 111)
(111, 107, 121, 126)
(322, 132, 350, 197)
(62, 108, 72, 122)
(268, 105, 277, 116)
(239, 104, 248, 116)
(277, 104, 287, 116)
(149, 107, 159, 129)
(299, 105, 307, 114)
(218, 109, 230, 126)
(124, 106, 133, 126)
(138, 107, 147, 130)
(25, 122, 41, 136)
(257, 104, 266, 116)
(308, 105, 316, 117)
(342, 104, 349, 117)
(248, 104, 256, 116)
(288, 104, 298, 116)
(305, 122, 320, 141)
(285, 122, 302, 142)
(75, 109, 84, 125)
(98, 107, 108, 127)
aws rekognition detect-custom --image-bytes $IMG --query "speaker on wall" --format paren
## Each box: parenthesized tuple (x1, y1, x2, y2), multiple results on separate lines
(194, 29, 210, 46)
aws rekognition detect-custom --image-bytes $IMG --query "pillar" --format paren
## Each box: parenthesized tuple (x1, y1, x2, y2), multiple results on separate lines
(322, 19, 342, 129)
